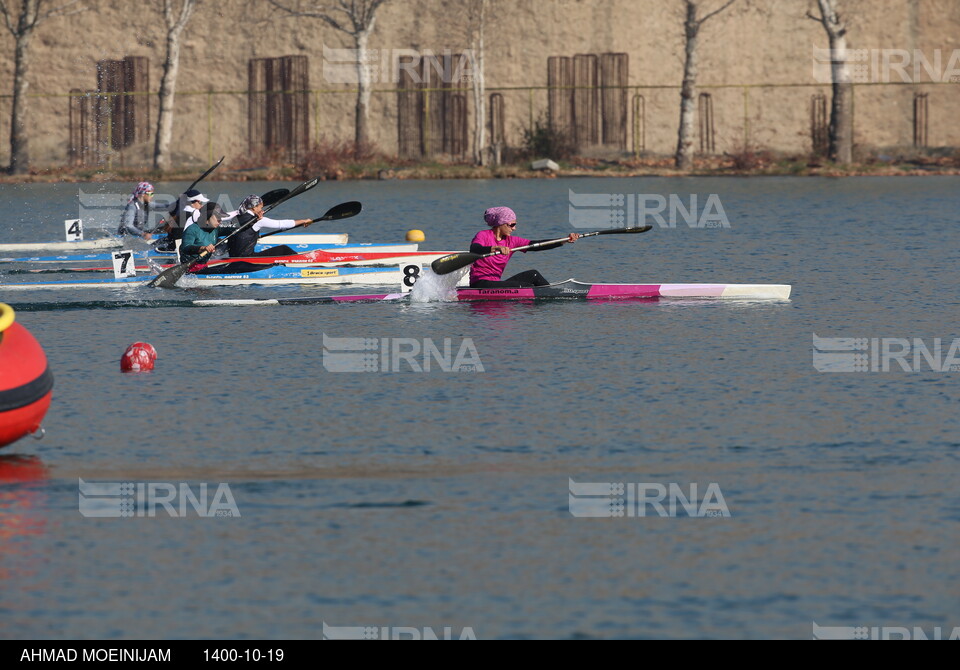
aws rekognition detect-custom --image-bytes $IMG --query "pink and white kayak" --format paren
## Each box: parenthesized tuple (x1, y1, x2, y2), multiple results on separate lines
(193, 280, 792, 306)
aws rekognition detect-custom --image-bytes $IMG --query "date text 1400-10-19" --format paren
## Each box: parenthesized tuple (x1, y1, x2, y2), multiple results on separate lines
(204, 649, 284, 662)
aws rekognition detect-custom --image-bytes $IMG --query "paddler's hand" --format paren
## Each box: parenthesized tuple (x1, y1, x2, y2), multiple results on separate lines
(567, 233, 580, 243)
(295, 219, 313, 227)
(142, 233, 153, 241)
(203, 244, 216, 254)
(492, 245, 511, 255)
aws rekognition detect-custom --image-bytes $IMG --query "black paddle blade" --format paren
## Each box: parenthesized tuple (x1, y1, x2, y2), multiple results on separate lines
(431, 252, 482, 276)
(316, 201, 362, 222)
(272, 176, 321, 211)
(148, 245, 216, 288)
(595, 225, 654, 235)
(186, 156, 225, 192)
(147, 258, 194, 288)
(260, 188, 290, 207)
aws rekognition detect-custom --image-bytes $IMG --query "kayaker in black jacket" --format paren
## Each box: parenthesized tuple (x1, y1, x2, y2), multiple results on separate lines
(222, 194, 313, 259)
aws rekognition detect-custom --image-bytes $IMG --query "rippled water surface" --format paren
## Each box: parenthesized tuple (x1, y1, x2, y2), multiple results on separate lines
(1, 177, 958, 639)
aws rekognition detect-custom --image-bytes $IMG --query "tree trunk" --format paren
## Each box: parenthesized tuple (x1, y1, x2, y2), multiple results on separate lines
(471, 0, 487, 166)
(829, 59, 853, 164)
(818, 0, 853, 163)
(675, 1, 699, 170)
(153, 29, 183, 171)
(354, 29, 372, 147)
(8, 31, 32, 175)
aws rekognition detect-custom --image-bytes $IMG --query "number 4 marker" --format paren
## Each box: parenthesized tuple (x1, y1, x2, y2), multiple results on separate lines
(65, 219, 83, 241)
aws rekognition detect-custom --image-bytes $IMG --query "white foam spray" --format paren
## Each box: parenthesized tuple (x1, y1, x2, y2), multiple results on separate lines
(409, 267, 467, 303)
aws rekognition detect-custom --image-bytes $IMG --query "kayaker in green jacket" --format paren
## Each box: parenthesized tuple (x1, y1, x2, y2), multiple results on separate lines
(178, 203, 230, 263)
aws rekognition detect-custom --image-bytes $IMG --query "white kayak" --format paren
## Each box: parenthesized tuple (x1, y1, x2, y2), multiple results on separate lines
(0, 238, 124, 252)
(238, 233, 348, 246)
(0, 232, 350, 254)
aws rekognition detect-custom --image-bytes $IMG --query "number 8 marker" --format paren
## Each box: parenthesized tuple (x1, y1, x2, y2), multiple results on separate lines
(400, 264, 420, 293)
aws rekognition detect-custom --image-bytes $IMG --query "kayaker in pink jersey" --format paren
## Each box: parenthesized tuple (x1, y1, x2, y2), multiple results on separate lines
(469, 206, 579, 287)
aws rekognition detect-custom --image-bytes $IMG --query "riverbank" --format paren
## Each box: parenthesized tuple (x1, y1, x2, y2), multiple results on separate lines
(3, 152, 960, 183)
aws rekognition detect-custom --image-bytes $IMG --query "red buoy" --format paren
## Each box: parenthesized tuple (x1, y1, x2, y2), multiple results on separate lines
(0, 454, 49, 483)
(120, 342, 158, 373)
(0, 304, 54, 449)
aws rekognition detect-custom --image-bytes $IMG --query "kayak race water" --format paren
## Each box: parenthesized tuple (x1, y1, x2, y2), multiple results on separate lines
(2, 176, 957, 643)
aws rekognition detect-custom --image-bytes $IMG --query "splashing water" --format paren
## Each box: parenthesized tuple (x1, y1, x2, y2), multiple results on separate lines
(176, 273, 201, 289)
(409, 267, 467, 303)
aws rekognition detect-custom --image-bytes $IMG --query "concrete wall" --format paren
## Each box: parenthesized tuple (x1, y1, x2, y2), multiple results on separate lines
(0, 0, 958, 167)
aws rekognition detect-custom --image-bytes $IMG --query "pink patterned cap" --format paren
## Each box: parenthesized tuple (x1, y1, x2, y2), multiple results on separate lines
(484, 206, 517, 227)
(129, 181, 154, 203)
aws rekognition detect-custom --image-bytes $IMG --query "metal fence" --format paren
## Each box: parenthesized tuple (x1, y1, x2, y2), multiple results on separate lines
(2, 79, 958, 169)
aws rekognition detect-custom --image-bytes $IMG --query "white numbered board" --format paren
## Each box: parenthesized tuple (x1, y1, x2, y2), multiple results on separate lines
(111, 250, 136, 278)
(64, 219, 83, 241)
(400, 264, 421, 293)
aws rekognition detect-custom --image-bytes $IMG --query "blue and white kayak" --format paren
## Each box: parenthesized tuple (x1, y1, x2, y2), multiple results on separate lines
(0, 264, 424, 288)
(0, 242, 419, 265)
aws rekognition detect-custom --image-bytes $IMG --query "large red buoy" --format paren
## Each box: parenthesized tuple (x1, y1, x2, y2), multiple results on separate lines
(0, 303, 54, 448)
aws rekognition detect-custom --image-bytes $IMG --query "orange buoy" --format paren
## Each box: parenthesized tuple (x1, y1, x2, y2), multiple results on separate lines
(0, 304, 54, 448)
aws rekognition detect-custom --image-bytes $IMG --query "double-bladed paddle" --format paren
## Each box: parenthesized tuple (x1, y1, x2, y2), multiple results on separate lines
(430, 225, 654, 276)
(148, 176, 322, 288)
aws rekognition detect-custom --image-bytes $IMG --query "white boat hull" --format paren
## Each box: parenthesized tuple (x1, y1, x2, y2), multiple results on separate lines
(0, 238, 123, 252)
(0, 232, 351, 255)
(250, 233, 349, 246)
(0, 264, 449, 288)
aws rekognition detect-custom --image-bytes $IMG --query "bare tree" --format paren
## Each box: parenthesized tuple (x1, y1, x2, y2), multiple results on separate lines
(0, 0, 84, 174)
(808, 0, 852, 163)
(674, 0, 737, 170)
(270, 0, 389, 146)
(465, 0, 490, 166)
(153, 0, 201, 171)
